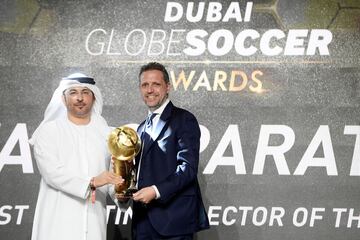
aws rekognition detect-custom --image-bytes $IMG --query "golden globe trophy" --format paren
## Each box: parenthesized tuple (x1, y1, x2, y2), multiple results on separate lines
(108, 126, 141, 197)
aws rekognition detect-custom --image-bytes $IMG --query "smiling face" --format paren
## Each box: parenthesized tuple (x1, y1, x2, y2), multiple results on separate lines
(139, 69, 170, 111)
(62, 86, 94, 123)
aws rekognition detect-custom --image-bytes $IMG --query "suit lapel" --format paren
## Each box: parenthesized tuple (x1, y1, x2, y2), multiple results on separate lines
(143, 101, 173, 156)
(136, 120, 146, 168)
(137, 121, 145, 136)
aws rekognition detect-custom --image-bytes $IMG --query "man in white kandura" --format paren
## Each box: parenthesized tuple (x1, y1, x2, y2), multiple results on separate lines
(29, 73, 123, 240)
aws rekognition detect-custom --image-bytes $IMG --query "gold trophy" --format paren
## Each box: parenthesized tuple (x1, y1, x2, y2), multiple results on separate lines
(108, 126, 141, 197)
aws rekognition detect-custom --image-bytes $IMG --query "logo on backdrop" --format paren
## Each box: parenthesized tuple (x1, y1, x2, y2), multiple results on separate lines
(85, 2, 332, 57)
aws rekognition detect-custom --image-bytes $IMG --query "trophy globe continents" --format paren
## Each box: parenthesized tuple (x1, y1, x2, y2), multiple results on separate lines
(108, 126, 141, 196)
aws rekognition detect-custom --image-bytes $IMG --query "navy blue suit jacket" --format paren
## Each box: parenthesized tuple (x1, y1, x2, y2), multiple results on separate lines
(134, 101, 209, 236)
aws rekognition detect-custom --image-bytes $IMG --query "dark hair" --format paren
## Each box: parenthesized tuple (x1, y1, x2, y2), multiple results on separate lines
(138, 62, 170, 84)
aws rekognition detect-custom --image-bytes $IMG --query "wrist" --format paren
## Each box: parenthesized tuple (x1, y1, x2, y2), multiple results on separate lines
(90, 177, 96, 190)
(151, 185, 160, 199)
(89, 177, 96, 204)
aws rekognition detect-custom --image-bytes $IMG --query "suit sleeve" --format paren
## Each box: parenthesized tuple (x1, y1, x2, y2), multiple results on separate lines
(33, 123, 91, 199)
(156, 112, 200, 203)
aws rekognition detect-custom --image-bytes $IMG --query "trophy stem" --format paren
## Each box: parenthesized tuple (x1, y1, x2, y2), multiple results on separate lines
(124, 166, 138, 197)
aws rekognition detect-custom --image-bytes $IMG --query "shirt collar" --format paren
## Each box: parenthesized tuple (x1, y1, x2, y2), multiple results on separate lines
(148, 98, 170, 116)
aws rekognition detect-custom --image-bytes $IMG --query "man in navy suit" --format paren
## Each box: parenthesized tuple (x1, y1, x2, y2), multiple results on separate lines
(131, 62, 209, 239)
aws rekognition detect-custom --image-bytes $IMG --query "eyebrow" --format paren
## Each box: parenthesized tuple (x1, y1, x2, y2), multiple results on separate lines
(64, 88, 92, 95)
(68, 88, 90, 92)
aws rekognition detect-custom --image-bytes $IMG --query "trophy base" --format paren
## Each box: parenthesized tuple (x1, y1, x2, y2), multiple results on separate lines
(124, 188, 138, 197)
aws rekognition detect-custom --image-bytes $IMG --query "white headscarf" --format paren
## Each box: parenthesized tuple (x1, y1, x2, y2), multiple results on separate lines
(29, 73, 105, 145)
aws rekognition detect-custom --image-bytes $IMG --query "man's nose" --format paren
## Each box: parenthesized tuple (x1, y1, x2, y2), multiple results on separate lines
(76, 93, 84, 101)
(146, 85, 154, 93)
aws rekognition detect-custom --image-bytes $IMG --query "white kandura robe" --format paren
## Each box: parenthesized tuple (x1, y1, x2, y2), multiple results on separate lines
(31, 115, 112, 240)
